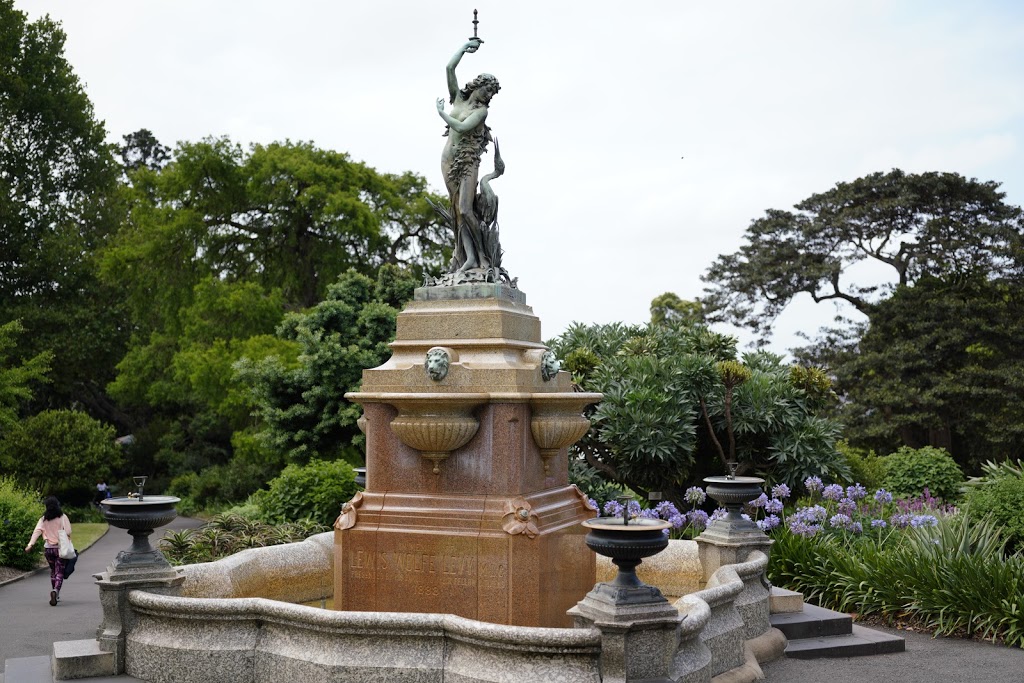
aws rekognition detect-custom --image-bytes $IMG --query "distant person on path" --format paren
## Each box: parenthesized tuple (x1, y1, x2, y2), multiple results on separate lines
(24, 496, 72, 606)
(94, 480, 110, 505)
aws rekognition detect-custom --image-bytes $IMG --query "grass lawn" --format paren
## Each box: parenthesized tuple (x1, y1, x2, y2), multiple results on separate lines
(71, 523, 108, 552)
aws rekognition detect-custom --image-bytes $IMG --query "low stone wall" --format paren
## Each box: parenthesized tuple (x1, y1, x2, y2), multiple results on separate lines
(116, 534, 772, 682)
(125, 592, 602, 683)
(597, 538, 703, 600)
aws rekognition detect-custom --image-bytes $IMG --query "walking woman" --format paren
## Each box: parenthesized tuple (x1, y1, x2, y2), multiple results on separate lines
(24, 496, 72, 606)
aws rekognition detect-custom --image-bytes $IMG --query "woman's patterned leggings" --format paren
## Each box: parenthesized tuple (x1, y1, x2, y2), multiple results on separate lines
(43, 548, 66, 593)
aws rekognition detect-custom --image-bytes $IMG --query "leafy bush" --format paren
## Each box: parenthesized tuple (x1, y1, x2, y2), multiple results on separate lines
(159, 513, 327, 565)
(256, 459, 357, 526)
(966, 476, 1024, 554)
(836, 441, 885, 490)
(569, 458, 626, 509)
(0, 410, 123, 506)
(769, 513, 1024, 647)
(0, 476, 43, 570)
(881, 446, 963, 501)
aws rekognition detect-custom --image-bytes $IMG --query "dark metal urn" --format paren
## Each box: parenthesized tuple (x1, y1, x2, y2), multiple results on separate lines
(703, 475, 765, 524)
(99, 477, 180, 575)
(581, 516, 671, 588)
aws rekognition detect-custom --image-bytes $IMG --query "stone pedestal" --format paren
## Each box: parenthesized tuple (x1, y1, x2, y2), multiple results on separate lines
(568, 582, 685, 682)
(695, 519, 773, 585)
(92, 565, 184, 675)
(337, 285, 600, 627)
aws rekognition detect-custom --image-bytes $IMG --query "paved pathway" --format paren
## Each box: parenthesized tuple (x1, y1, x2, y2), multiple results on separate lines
(0, 516, 203, 665)
(761, 623, 1024, 683)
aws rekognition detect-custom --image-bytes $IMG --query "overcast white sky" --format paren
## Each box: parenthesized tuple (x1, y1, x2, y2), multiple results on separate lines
(16, 1, 1024, 356)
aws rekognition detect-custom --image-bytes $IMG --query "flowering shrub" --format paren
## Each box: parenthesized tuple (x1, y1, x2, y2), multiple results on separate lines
(592, 487, 718, 539)
(782, 476, 947, 540)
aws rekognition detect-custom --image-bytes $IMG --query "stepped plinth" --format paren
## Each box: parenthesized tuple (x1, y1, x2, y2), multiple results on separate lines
(337, 284, 601, 627)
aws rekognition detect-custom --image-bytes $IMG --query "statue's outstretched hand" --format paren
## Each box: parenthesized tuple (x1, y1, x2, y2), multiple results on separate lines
(436, 98, 446, 113)
(464, 38, 482, 53)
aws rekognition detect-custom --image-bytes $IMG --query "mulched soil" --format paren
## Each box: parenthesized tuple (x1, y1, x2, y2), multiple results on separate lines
(0, 565, 29, 584)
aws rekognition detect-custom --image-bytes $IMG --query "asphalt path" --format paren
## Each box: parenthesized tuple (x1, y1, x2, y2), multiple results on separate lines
(0, 516, 203, 665)
(761, 623, 1024, 683)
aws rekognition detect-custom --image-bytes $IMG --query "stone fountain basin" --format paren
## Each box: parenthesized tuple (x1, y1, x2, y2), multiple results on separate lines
(99, 495, 180, 531)
(581, 516, 671, 560)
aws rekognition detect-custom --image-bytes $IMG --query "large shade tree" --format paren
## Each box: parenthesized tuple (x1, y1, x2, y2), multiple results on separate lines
(0, 1, 127, 421)
(702, 169, 1024, 337)
(800, 276, 1024, 470)
(703, 169, 1024, 469)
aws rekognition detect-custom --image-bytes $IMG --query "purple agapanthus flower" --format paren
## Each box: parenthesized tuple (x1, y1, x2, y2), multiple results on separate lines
(823, 484, 845, 501)
(911, 514, 939, 528)
(687, 509, 709, 531)
(890, 513, 912, 529)
(640, 508, 660, 520)
(789, 520, 820, 538)
(874, 489, 893, 505)
(627, 500, 642, 518)
(684, 486, 707, 505)
(804, 476, 824, 494)
(793, 504, 827, 524)
(749, 493, 769, 508)
(655, 501, 681, 519)
(765, 498, 784, 515)
(838, 498, 858, 516)
(771, 483, 791, 500)
(603, 500, 624, 517)
(829, 513, 855, 531)
(757, 514, 781, 532)
(668, 513, 686, 529)
(710, 508, 728, 522)
(870, 518, 887, 529)
(846, 484, 868, 501)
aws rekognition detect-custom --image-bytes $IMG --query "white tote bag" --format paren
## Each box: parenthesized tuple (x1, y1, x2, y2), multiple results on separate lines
(57, 518, 76, 560)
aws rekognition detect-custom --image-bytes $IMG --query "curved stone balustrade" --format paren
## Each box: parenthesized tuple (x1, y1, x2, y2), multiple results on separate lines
(125, 590, 602, 683)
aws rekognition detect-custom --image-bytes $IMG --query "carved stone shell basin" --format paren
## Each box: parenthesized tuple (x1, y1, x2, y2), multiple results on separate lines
(384, 394, 488, 473)
(99, 495, 180, 531)
(390, 414, 480, 453)
(529, 394, 600, 472)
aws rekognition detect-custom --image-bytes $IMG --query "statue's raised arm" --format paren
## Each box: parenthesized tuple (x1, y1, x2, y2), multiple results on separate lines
(447, 39, 481, 104)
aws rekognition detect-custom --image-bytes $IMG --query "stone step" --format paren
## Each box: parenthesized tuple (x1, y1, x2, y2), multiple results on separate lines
(52, 639, 116, 680)
(769, 585, 804, 614)
(770, 602, 853, 639)
(3, 654, 142, 683)
(784, 623, 906, 659)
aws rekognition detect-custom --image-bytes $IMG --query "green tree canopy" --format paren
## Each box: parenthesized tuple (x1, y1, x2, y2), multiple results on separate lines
(239, 265, 418, 466)
(800, 276, 1024, 470)
(702, 170, 1024, 336)
(550, 319, 847, 508)
(0, 320, 51, 433)
(0, 1, 127, 419)
(101, 137, 448, 333)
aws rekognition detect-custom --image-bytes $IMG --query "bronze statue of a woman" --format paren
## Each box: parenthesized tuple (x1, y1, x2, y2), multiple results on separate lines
(433, 32, 509, 285)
